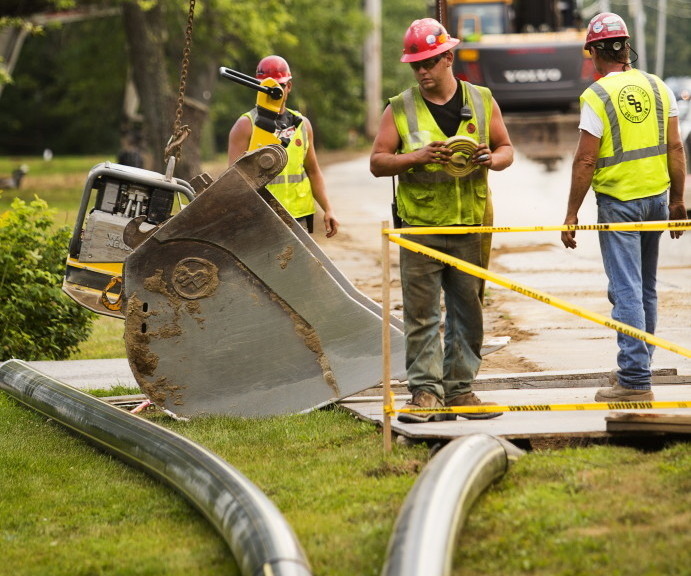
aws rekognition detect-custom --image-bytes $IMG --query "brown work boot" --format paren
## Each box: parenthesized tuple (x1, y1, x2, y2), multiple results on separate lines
(445, 391, 502, 420)
(594, 382, 654, 402)
(398, 390, 447, 424)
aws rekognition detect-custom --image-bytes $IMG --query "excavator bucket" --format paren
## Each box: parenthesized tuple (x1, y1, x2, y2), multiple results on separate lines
(122, 145, 407, 417)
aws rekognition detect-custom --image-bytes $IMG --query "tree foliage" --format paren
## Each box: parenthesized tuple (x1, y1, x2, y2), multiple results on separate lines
(0, 197, 94, 361)
(270, 0, 370, 149)
(381, 0, 433, 101)
(4, 0, 687, 165)
(0, 15, 126, 154)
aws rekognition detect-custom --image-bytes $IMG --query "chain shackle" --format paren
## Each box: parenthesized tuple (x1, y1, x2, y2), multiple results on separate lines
(166, 0, 196, 165)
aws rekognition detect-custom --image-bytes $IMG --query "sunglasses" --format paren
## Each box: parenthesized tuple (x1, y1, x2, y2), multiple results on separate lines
(410, 53, 445, 71)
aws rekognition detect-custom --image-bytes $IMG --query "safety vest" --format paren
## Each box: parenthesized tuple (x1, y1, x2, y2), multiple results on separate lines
(581, 69, 671, 201)
(390, 81, 493, 226)
(244, 107, 315, 218)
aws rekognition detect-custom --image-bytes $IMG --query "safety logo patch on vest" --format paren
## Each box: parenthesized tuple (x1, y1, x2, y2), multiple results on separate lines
(617, 85, 651, 123)
(276, 124, 298, 143)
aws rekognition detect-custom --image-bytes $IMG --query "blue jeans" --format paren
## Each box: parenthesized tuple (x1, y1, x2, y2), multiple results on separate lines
(596, 191, 668, 390)
(399, 227, 484, 400)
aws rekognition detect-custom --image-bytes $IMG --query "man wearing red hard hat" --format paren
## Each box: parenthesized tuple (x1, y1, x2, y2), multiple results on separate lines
(370, 18, 514, 423)
(228, 55, 339, 238)
(562, 13, 686, 402)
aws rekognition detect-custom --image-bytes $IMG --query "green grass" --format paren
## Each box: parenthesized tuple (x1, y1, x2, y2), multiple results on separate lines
(73, 315, 127, 359)
(0, 155, 110, 224)
(0, 393, 235, 575)
(0, 395, 428, 576)
(3, 154, 691, 574)
(457, 443, 691, 575)
(1, 391, 689, 575)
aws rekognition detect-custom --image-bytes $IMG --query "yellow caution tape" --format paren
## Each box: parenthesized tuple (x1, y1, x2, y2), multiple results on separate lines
(389, 235, 691, 359)
(398, 400, 691, 414)
(383, 220, 691, 235)
(248, 78, 287, 151)
(383, 391, 397, 417)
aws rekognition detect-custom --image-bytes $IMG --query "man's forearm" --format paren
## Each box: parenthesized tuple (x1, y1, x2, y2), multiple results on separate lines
(667, 140, 687, 204)
(566, 156, 596, 219)
(370, 151, 421, 177)
(489, 144, 513, 171)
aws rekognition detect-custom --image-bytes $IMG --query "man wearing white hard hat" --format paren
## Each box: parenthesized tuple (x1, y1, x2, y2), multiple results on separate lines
(562, 13, 686, 402)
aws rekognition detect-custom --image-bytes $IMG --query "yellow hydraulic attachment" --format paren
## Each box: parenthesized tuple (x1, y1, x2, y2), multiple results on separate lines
(218, 66, 290, 151)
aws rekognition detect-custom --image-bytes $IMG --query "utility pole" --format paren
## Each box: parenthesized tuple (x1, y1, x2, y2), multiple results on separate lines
(654, 0, 667, 77)
(629, 0, 647, 71)
(364, 0, 382, 140)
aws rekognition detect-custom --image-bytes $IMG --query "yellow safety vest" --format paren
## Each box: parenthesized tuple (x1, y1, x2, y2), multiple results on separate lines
(581, 69, 671, 201)
(390, 81, 493, 226)
(245, 108, 315, 218)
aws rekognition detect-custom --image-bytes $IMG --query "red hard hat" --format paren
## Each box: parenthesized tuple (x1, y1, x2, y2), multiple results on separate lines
(401, 18, 460, 63)
(256, 55, 292, 83)
(584, 12, 629, 49)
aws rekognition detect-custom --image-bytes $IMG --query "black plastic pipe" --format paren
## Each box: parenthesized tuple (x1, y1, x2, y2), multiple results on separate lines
(382, 434, 524, 576)
(0, 359, 311, 576)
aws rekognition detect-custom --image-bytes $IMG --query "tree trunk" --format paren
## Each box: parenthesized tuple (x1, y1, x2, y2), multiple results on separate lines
(121, 0, 209, 181)
(173, 60, 216, 181)
(121, 1, 173, 174)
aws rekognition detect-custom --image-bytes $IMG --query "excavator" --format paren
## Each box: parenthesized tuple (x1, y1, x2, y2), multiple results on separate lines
(61, 69, 414, 418)
(62, 10, 508, 419)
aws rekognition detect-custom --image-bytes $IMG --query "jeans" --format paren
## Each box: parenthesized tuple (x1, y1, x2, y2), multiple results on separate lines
(596, 191, 668, 389)
(399, 227, 484, 400)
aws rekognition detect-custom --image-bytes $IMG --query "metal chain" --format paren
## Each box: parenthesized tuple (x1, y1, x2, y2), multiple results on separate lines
(436, 0, 447, 28)
(165, 0, 196, 164)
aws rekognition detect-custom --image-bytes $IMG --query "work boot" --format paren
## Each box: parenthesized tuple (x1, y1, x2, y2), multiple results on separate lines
(445, 391, 503, 420)
(594, 382, 654, 402)
(398, 390, 447, 424)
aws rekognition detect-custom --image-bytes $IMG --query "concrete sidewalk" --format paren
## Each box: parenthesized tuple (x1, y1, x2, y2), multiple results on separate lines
(26, 358, 136, 390)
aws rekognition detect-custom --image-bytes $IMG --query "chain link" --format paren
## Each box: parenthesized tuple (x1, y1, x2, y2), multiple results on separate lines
(436, 0, 447, 28)
(165, 0, 196, 164)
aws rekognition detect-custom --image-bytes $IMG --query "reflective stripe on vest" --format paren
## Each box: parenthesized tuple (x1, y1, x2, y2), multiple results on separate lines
(397, 83, 488, 149)
(390, 82, 493, 226)
(268, 173, 309, 185)
(589, 71, 667, 169)
(581, 69, 671, 200)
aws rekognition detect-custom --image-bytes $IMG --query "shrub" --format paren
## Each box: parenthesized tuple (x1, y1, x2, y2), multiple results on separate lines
(0, 197, 93, 360)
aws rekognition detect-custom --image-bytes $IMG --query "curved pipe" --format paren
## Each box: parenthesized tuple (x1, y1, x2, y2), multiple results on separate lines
(0, 359, 311, 576)
(382, 434, 523, 576)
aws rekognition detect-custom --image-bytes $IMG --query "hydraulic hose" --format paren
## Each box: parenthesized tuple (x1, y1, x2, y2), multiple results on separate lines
(443, 135, 480, 178)
(0, 359, 311, 576)
(382, 434, 523, 576)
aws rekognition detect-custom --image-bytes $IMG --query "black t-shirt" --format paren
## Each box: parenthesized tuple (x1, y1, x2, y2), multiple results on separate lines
(421, 83, 463, 138)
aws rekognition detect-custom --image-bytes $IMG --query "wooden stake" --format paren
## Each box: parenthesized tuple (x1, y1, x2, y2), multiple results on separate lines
(381, 220, 392, 453)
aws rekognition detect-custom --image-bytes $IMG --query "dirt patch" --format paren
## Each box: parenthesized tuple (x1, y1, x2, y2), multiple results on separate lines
(365, 459, 425, 477)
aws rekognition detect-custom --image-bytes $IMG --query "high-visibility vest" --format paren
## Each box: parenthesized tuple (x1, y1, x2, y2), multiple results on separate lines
(581, 69, 671, 200)
(390, 81, 493, 226)
(245, 107, 315, 218)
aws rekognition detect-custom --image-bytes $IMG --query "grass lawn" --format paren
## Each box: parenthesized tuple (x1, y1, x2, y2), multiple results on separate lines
(2, 155, 690, 574)
(1, 391, 689, 576)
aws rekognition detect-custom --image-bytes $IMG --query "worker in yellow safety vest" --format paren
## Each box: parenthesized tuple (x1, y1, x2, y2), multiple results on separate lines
(562, 12, 687, 402)
(228, 55, 338, 237)
(370, 18, 514, 424)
